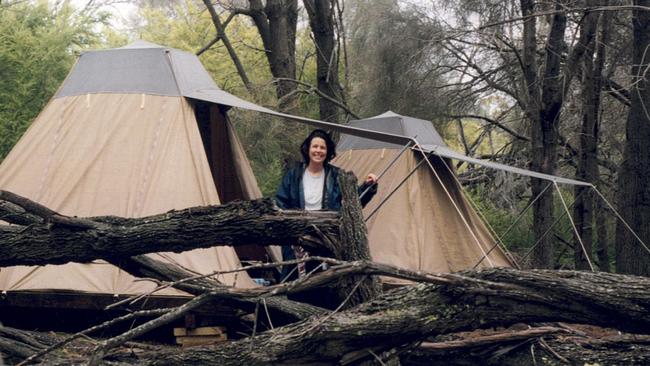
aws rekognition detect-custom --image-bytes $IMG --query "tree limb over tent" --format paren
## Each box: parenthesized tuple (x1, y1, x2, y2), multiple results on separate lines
(0, 190, 340, 267)
(130, 268, 649, 366)
(5, 266, 648, 365)
(2, 177, 650, 365)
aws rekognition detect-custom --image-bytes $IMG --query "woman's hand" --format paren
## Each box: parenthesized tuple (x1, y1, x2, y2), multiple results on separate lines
(365, 173, 378, 185)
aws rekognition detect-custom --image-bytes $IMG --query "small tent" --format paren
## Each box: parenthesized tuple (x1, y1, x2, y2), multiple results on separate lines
(333, 111, 514, 280)
(0, 41, 266, 300)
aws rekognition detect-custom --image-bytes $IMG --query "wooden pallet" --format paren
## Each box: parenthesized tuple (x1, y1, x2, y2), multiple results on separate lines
(174, 326, 227, 348)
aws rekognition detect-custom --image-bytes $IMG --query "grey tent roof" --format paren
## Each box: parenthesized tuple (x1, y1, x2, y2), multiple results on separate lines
(54, 41, 411, 145)
(55, 42, 588, 187)
(338, 111, 447, 151)
(421, 144, 590, 186)
(337, 112, 590, 187)
(56, 40, 254, 104)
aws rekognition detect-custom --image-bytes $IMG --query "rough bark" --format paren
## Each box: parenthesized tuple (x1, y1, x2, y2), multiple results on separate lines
(405, 329, 650, 366)
(241, 0, 298, 110)
(0, 192, 339, 267)
(5, 266, 650, 365)
(304, 0, 344, 122)
(573, 2, 608, 270)
(519, 0, 600, 269)
(334, 171, 381, 308)
(595, 197, 610, 272)
(126, 268, 650, 365)
(111, 255, 327, 322)
(520, 0, 563, 268)
(615, 0, 650, 276)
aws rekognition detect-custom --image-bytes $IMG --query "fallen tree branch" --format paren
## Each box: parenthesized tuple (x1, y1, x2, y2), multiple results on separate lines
(0, 193, 339, 267)
(118, 268, 650, 365)
(406, 326, 650, 365)
(110, 254, 327, 322)
(419, 326, 570, 350)
(87, 292, 217, 365)
(6, 266, 650, 365)
(16, 308, 172, 366)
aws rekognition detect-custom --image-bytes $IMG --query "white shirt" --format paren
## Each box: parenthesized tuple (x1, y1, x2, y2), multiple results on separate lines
(302, 170, 325, 210)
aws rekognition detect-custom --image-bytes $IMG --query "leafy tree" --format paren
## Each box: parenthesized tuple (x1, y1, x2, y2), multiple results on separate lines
(0, 1, 106, 161)
(346, 0, 447, 121)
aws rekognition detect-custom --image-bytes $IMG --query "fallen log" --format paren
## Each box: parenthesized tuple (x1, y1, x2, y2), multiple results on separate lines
(335, 171, 381, 308)
(117, 268, 649, 365)
(0, 191, 339, 267)
(4, 266, 650, 365)
(3, 181, 650, 366)
(405, 326, 650, 365)
(5, 322, 650, 366)
(111, 254, 327, 322)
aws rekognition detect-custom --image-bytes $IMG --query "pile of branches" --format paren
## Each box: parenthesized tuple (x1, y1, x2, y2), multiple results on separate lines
(1, 173, 649, 365)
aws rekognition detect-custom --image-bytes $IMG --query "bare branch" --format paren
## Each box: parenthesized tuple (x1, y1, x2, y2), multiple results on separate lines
(274, 77, 360, 119)
(202, 0, 254, 94)
(445, 114, 530, 141)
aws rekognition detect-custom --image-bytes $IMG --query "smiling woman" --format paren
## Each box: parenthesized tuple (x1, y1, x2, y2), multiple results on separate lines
(274, 129, 378, 282)
(275, 129, 377, 212)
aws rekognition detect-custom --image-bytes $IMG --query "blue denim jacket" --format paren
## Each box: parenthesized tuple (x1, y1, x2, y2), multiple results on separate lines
(275, 163, 377, 281)
(274, 163, 376, 211)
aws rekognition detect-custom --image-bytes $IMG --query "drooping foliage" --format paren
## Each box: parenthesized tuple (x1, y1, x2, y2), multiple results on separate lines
(346, 0, 447, 121)
(0, 1, 107, 161)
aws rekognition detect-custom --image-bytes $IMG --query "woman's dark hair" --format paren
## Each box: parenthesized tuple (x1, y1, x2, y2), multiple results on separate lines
(300, 129, 337, 164)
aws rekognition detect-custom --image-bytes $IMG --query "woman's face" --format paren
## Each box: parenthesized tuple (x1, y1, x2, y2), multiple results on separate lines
(308, 137, 328, 165)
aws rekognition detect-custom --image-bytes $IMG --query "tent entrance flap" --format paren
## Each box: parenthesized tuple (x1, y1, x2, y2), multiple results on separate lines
(193, 101, 272, 264)
(195, 101, 244, 204)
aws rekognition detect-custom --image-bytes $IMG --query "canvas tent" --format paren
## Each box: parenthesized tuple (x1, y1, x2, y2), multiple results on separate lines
(0, 40, 618, 305)
(333, 112, 515, 280)
(0, 41, 267, 300)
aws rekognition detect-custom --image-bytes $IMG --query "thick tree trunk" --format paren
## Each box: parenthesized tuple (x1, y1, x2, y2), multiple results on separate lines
(334, 171, 381, 308)
(520, 0, 600, 269)
(0, 192, 339, 267)
(305, 0, 343, 122)
(126, 269, 650, 365)
(573, 3, 607, 270)
(615, 0, 650, 276)
(529, 1, 567, 268)
(246, 0, 298, 110)
(595, 197, 610, 272)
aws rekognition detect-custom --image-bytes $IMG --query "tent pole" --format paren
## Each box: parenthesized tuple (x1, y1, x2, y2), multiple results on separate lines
(472, 182, 553, 269)
(591, 186, 650, 255)
(434, 154, 522, 269)
(359, 140, 414, 201)
(554, 182, 595, 271)
(519, 189, 584, 263)
(413, 141, 495, 267)
(364, 159, 426, 222)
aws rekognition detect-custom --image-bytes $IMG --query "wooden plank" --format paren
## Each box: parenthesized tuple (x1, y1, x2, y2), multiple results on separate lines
(174, 326, 226, 336)
(176, 334, 227, 347)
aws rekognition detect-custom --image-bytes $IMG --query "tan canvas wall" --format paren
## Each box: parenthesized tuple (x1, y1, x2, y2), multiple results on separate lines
(333, 149, 512, 282)
(0, 93, 255, 295)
